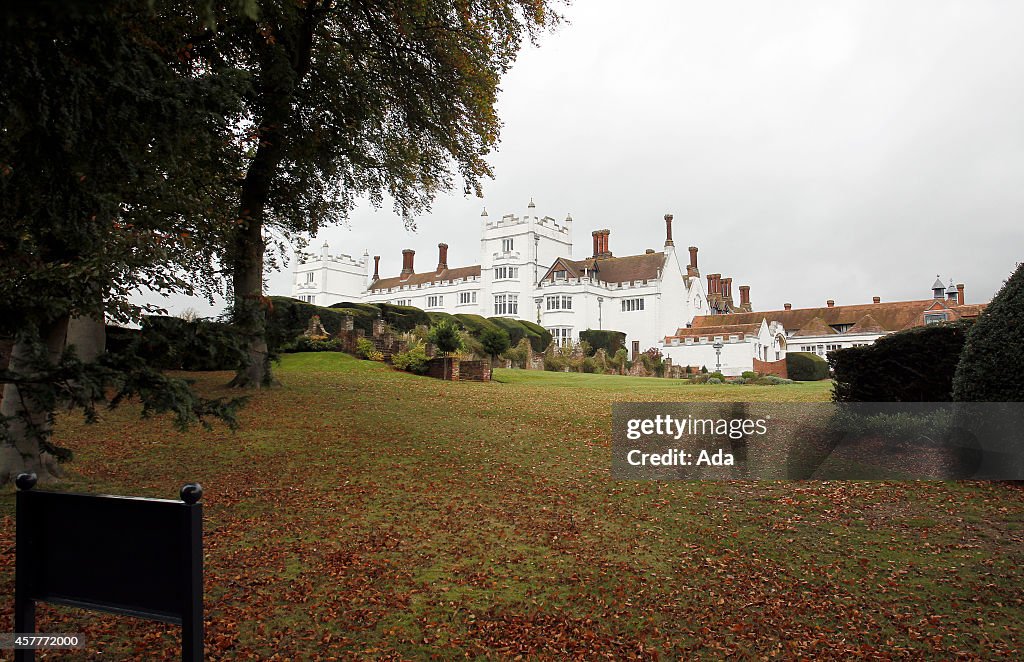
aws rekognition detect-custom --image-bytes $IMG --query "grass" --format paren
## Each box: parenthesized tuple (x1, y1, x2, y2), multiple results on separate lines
(1, 352, 1021, 659)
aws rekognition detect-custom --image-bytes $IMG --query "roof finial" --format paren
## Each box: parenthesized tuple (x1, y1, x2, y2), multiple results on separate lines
(528, 197, 535, 209)
(481, 207, 488, 217)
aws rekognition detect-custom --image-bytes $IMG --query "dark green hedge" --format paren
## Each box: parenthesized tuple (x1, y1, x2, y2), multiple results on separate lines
(786, 352, 831, 381)
(829, 321, 974, 402)
(108, 316, 247, 371)
(578, 329, 626, 357)
(953, 263, 1024, 401)
(269, 297, 551, 352)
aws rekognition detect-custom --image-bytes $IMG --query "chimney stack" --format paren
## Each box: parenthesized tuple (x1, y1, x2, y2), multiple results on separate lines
(957, 283, 965, 305)
(664, 213, 674, 246)
(784, 303, 792, 311)
(687, 246, 699, 276)
(722, 277, 733, 300)
(436, 243, 448, 273)
(739, 285, 750, 306)
(400, 249, 415, 278)
(827, 299, 835, 308)
(591, 229, 612, 258)
(592, 230, 601, 258)
(872, 296, 880, 304)
(372, 255, 380, 281)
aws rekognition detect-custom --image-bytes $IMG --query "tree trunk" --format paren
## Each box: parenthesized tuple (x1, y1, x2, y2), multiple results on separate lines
(228, 16, 317, 388)
(65, 311, 106, 363)
(0, 317, 69, 485)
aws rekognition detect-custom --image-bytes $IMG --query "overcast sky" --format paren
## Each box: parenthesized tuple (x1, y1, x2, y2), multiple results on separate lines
(150, 0, 1024, 317)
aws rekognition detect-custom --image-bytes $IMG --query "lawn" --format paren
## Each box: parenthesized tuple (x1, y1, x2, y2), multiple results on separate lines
(1, 353, 1021, 659)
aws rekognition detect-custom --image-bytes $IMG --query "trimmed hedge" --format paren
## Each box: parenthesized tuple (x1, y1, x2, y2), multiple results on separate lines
(578, 329, 626, 357)
(953, 262, 1024, 401)
(829, 320, 974, 402)
(269, 297, 551, 353)
(786, 352, 831, 381)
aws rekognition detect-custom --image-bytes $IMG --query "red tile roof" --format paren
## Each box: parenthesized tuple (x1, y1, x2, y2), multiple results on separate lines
(543, 252, 667, 284)
(369, 265, 481, 291)
(666, 322, 763, 342)
(691, 299, 985, 334)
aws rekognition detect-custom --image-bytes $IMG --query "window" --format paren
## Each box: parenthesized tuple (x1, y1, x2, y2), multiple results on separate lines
(305, 272, 314, 283)
(546, 295, 572, 311)
(685, 338, 694, 345)
(395, 299, 411, 306)
(494, 294, 518, 316)
(621, 297, 645, 312)
(826, 344, 842, 352)
(494, 266, 519, 280)
(924, 312, 948, 324)
(729, 335, 739, 342)
(547, 327, 573, 347)
(427, 295, 443, 308)
(502, 238, 514, 252)
(459, 291, 476, 305)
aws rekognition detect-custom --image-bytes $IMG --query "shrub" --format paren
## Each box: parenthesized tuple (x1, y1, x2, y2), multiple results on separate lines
(134, 316, 247, 371)
(355, 338, 377, 359)
(707, 377, 723, 385)
(578, 329, 626, 357)
(480, 327, 511, 360)
(741, 370, 758, 380)
(786, 352, 831, 381)
(428, 318, 464, 355)
(708, 371, 725, 381)
(953, 262, 1024, 401)
(754, 375, 794, 385)
(391, 342, 430, 374)
(501, 338, 530, 368)
(281, 335, 344, 353)
(830, 320, 974, 402)
(732, 377, 748, 384)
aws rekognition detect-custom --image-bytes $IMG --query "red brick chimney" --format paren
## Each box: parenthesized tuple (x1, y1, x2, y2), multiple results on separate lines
(400, 249, 414, 278)
(956, 283, 965, 305)
(872, 296, 881, 304)
(592, 230, 601, 258)
(722, 277, 733, 300)
(826, 299, 835, 308)
(664, 213, 674, 246)
(739, 285, 750, 306)
(591, 229, 611, 258)
(687, 246, 699, 276)
(372, 255, 380, 281)
(437, 243, 448, 273)
(784, 303, 792, 311)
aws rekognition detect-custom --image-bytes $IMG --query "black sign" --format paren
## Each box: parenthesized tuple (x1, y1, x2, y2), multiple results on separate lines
(14, 473, 204, 661)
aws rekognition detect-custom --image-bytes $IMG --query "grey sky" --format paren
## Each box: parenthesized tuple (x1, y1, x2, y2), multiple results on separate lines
(150, 0, 1024, 317)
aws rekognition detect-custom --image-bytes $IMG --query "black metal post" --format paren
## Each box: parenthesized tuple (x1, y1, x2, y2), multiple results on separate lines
(14, 473, 38, 662)
(179, 483, 204, 662)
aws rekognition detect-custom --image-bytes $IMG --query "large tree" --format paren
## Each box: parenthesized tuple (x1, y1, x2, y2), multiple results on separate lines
(0, 1, 247, 483)
(203, 0, 561, 387)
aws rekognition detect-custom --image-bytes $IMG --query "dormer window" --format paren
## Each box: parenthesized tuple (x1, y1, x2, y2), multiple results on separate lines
(924, 312, 948, 324)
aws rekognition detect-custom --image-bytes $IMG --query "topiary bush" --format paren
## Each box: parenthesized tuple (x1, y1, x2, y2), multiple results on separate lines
(830, 320, 974, 402)
(578, 329, 626, 357)
(786, 352, 831, 381)
(953, 263, 1024, 401)
(280, 336, 345, 353)
(133, 315, 247, 371)
(741, 370, 758, 380)
(428, 318, 464, 355)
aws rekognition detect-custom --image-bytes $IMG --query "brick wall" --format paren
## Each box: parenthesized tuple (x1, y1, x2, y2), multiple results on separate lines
(427, 357, 459, 381)
(753, 357, 788, 379)
(459, 360, 491, 382)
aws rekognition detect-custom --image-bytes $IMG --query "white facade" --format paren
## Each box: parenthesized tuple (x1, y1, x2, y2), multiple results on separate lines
(289, 203, 741, 354)
(662, 320, 787, 376)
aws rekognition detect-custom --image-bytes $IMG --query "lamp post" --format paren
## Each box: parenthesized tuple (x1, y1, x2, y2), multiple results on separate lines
(534, 297, 543, 324)
(597, 296, 603, 330)
(713, 340, 723, 373)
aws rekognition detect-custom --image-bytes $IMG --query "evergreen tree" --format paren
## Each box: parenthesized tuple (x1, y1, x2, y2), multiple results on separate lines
(953, 262, 1024, 401)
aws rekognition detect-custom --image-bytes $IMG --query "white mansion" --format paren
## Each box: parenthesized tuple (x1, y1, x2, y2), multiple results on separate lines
(290, 201, 753, 354)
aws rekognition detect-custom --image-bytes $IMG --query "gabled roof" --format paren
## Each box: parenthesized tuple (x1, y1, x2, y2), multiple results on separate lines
(792, 316, 838, 337)
(846, 313, 886, 335)
(369, 265, 481, 291)
(541, 252, 667, 284)
(667, 322, 763, 341)
(691, 299, 985, 334)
